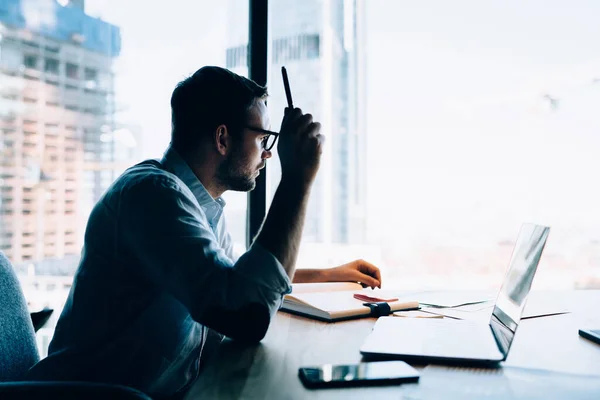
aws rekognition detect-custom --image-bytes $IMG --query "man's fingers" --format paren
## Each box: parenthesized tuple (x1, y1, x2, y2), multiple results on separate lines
(282, 107, 303, 128)
(351, 270, 380, 289)
(305, 122, 321, 137)
(279, 105, 323, 186)
(293, 113, 314, 136)
(360, 275, 380, 289)
(357, 260, 382, 288)
(315, 133, 325, 154)
(286, 107, 302, 117)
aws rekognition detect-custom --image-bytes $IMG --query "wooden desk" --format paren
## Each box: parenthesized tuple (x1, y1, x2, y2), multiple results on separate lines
(185, 291, 600, 399)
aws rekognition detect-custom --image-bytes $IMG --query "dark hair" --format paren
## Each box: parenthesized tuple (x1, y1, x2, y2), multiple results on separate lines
(170, 66, 268, 151)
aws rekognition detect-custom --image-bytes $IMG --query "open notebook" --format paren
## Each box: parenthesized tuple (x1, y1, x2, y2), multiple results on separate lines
(281, 282, 419, 322)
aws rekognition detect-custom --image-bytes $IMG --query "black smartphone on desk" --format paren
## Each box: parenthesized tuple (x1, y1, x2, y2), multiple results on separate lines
(298, 361, 419, 389)
(579, 329, 600, 345)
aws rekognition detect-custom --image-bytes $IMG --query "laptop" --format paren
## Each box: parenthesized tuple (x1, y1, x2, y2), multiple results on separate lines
(360, 223, 551, 366)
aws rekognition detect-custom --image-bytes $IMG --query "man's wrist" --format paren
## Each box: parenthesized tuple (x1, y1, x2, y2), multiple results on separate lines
(292, 268, 329, 283)
(279, 174, 313, 195)
(314, 268, 330, 283)
(318, 269, 331, 282)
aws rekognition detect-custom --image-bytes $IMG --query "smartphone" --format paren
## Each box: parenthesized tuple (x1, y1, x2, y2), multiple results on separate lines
(579, 329, 600, 345)
(298, 360, 419, 389)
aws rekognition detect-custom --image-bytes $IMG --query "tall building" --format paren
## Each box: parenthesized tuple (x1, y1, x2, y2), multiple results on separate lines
(226, 0, 368, 245)
(0, 0, 126, 274)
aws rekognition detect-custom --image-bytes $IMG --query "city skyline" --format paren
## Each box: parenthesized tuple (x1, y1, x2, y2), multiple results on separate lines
(1, 0, 599, 288)
(0, 0, 142, 273)
(224, 0, 368, 247)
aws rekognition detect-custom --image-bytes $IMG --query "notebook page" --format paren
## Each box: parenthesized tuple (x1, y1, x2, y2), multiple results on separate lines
(290, 282, 363, 294)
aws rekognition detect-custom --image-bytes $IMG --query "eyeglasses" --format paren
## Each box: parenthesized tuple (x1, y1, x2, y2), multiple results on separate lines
(244, 126, 279, 151)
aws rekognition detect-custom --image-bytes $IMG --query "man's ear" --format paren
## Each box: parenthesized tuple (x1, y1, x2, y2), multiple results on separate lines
(214, 124, 230, 156)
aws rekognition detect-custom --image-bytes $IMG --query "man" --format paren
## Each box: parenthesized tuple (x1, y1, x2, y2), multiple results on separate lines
(27, 66, 381, 398)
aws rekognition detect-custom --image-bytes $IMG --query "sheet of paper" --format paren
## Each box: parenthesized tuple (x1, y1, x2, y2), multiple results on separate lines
(420, 300, 570, 321)
(417, 291, 494, 308)
(522, 302, 570, 319)
(393, 310, 444, 319)
(290, 282, 362, 294)
(420, 304, 493, 322)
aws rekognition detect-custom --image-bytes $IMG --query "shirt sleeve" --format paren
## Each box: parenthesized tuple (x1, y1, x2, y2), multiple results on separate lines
(119, 174, 292, 342)
(217, 216, 238, 262)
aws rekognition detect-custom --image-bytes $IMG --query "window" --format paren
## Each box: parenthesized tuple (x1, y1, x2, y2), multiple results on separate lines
(306, 34, 319, 58)
(260, 0, 600, 291)
(44, 58, 59, 74)
(45, 45, 60, 53)
(84, 67, 97, 81)
(5, 0, 598, 360)
(1, 93, 18, 101)
(22, 40, 39, 49)
(66, 63, 79, 79)
(23, 54, 38, 69)
(0, 0, 248, 357)
(226, 44, 247, 69)
(271, 34, 320, 64)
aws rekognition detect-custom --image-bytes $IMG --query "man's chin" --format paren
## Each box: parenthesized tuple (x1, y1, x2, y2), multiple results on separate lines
(229, 178, 256, 192)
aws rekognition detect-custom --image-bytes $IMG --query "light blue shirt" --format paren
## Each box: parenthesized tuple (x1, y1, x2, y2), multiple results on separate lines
(27, 147, 292, 398)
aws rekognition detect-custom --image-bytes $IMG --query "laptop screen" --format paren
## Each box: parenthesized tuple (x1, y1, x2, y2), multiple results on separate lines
(489, 223, 551, 357)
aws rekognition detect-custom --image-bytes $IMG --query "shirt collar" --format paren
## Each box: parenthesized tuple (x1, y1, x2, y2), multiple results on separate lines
(160, 146, 226, 223)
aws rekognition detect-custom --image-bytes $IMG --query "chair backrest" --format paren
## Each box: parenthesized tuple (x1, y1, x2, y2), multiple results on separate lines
(0, 252, 39, 382)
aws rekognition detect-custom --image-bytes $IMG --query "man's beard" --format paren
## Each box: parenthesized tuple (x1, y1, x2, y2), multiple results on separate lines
(217, 149, 258, 192)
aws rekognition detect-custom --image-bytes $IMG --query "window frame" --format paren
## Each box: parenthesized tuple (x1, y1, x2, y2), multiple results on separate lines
(246, 0, 269, 247)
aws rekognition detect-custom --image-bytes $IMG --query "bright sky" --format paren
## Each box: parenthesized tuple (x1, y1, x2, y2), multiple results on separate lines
(85, 0, 229, 157)
(82, 0, 600, 249)
(365, 0, 600, 247)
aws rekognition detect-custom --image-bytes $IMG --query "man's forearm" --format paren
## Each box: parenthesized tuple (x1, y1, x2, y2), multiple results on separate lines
(292, 269, 327, 283)
(255, 178, 311, 277)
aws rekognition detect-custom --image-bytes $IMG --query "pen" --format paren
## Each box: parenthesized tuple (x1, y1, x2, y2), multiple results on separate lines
(281, 66, 294, 108)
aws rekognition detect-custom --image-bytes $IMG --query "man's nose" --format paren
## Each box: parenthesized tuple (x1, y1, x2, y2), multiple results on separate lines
(262, 149, 272, 159)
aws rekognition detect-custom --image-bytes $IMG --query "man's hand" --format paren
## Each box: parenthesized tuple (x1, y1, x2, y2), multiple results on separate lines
(322, 260, 382, 289)
(277, 107, 324, 188)
(299, 259, 381, 289)
(256, 108, 323, 274)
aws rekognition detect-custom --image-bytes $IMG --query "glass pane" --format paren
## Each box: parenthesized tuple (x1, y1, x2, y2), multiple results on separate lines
(262, 0, 600, 291)
(223, 0, 250, 257)
(0, 0, 247, 357)
(264, 0, 378, 271)
(366, 0, 600, 291)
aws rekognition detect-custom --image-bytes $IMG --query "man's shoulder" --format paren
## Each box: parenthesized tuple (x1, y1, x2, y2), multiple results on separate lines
(113, 159, 185, 195)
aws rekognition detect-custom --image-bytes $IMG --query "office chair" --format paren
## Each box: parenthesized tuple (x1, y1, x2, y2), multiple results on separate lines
(0, 251, 152, 400)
